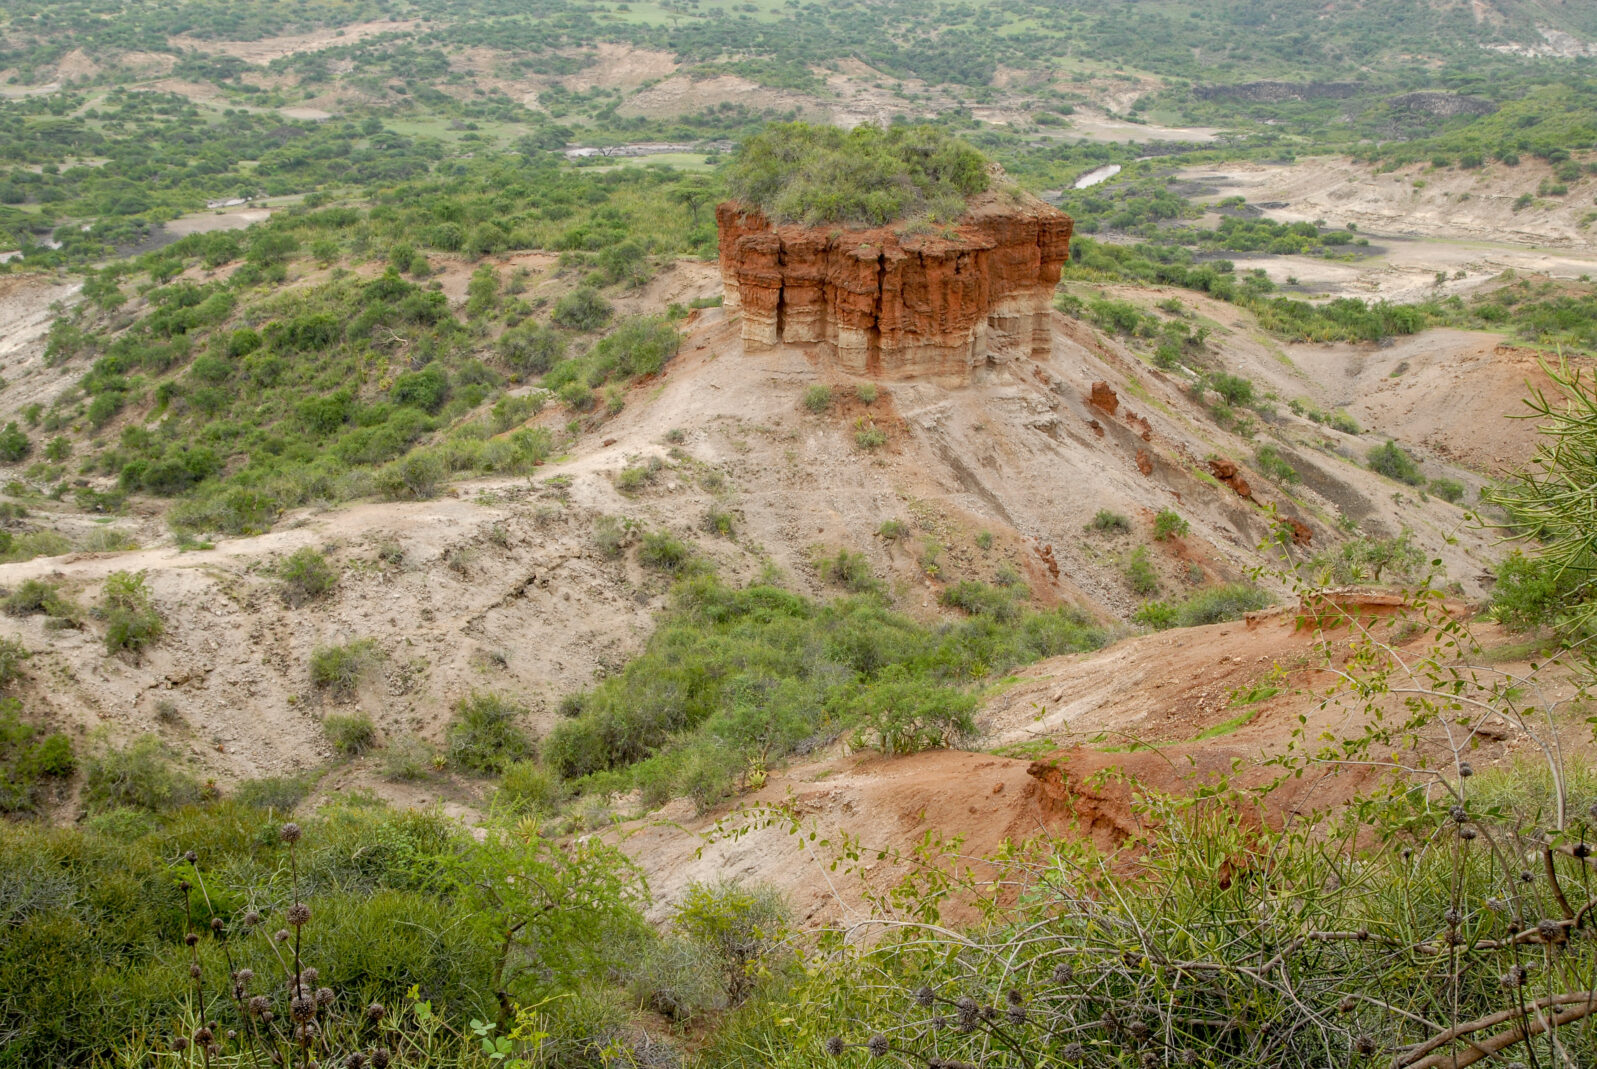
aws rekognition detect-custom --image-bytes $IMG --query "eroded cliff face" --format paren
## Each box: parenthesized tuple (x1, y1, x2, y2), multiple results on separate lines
(716, 193, 1072, 380)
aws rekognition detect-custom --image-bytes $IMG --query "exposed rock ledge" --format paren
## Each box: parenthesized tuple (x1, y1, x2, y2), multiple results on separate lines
(716, 192, 1073, 380)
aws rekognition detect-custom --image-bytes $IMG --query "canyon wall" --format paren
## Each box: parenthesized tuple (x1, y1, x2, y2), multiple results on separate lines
(716, 194, 1073, 380)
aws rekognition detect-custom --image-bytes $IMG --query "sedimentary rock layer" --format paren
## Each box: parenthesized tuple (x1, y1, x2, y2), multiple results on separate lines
(716, 195, 1073, 380)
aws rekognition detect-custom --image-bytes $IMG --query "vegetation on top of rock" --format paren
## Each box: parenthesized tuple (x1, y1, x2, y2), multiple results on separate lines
(724, 122, 991, 227)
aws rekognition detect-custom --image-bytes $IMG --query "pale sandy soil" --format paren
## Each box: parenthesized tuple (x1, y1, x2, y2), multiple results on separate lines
(167, 20, 423, 65)
(1064, 107, 1221, 143)
(1183, 157, 1597, 248)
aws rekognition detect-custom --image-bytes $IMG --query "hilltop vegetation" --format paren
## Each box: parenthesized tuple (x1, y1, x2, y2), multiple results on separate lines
(724, 122, 990, 226)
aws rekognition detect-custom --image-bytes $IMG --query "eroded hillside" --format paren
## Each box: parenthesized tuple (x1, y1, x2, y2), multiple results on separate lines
(0, 244, 1536, 814)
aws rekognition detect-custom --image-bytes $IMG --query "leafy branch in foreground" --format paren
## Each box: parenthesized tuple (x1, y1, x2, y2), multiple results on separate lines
(1486, 355, 1597, 636)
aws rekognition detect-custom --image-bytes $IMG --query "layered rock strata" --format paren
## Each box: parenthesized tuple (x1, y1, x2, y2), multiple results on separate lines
(716, 194, 1072, 379)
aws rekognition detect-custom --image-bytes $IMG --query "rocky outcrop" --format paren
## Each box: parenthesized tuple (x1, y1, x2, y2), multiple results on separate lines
(716, 193, 1072, 380)
(1387, 91, 1497, 118)
(1194, 80, 1361, 103)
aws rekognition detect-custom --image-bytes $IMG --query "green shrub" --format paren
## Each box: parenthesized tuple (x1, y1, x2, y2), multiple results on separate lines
(821, 549, 877, 592)
(854, 424, 887, 450)
(702, 507, 736, 538)
(803, 385, 832, 413)
(498, 759, 567, 814)
(323, 712, 378, 756)
(1152, 508, 1189, 540)
(552, 286, 613, 331)
(975, 530, 994, 551)
(640, 531, 695, 573)
(497, 321, 566, 375)
(1367, 440, 1425, 485)
(0, 699, 74, 812)
(1135, 583, 1273, 630)
(0, 422, 31, 462)
(382, 733, 434, 780)
(309, 638, 383, 699)
(1254, 444, 1300, 485)
(878, 519, 910, 541)
(99, 570, 162, 654)
(232, 773, 312, 811)
(670, 880, 792, 1006)
(278, 547, 338, 607)
(593, 515, 628, 559)
(940, 580, 1026, 622)
(1309, 530, 1425, 586)
(447, 691, 535, 773)
(376, 449, 447, 500)
(855, 383, 878, 404)
(0, 636, 27, 690)
(846, 671, 978, 755)
(82, 734, 199, 812)
(1088, 509, 1131, 534)
(1125, 545, 1160, 596)
(4, 579, 76, 620)
(1489, 550, 1566, 631)
(1209, 372, 1255, 406)
(1429, 477, 1466, 504)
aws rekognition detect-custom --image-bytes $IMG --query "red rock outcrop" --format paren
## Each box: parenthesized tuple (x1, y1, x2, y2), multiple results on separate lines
(716, 192, 1072, 380)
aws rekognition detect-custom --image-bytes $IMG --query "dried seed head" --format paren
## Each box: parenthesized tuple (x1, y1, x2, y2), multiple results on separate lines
(1062, 1043, 1085, 1062)
(914, 985, 934, 1007)
(1181, 1050, 1199, 1066)
(195, 1027, 213, 1044)
(280, 823, 302, 845)
(207, 1045, 221, 1059)
(346, 1055, 367, 1069)
(824, 1037, 845, 1057)
(1575, 843, 1592, 859)
(1006, 1005, 1027, 1025)
(1128, 1020, 1151, 1041)
(287, 903, 311, 928)
(1539, 918, 1563, 942)
(180, 880, 192, 893)
(370, 1050, 390, 1069)
(1141, 1054, 1160, 1069)
(1053, 961, 1074, 984)
(1458, 762, 1473, 778)
(274, 929, 291, 944)
(1444, 908, 1462, 928)
(1520, 870, 1534, 883)
(366, 1002, 386, 1023)
(184, 933, 200, 947)
(1459, 826, 1478, 841)
(316, 987, 335, 1007)
(185, 850, 198, 863)
(211, 916, 225, 931)
(227, 1030, 237, 1041)
(301, 968, 319, 985)
(237, 968, 254, 986)
(1006, 988, 1024, 1006)
(190, 963, 203, 978)
(249, 996, 271, 1017)
(171, 1037, 189, 1052)
(260, 1011, 274, 1024)
(1502, 965, 1528, 987)
(866, 1035, 889, 1058)
(242, 911, 261, 927)
(1339, 996, 1357, 1014)
(1355, 1035, 1376, 1056)
(1450, 805, 1468, 824)
(290, 996, 316, 1023)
